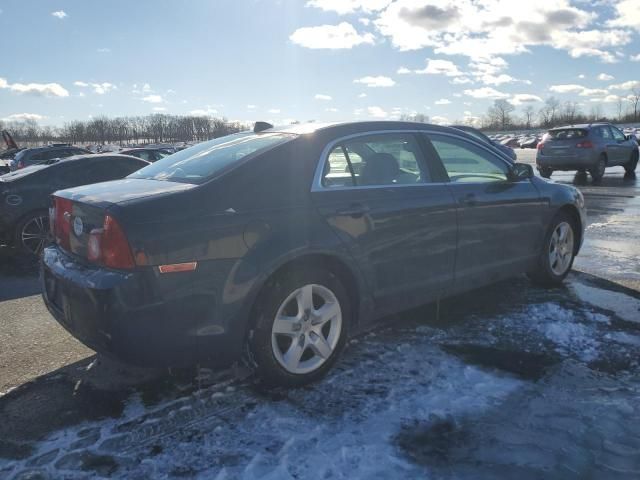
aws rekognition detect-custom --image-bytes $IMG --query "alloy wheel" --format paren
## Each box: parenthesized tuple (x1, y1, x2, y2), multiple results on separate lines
(271, 283, 342, 375)
(548, 221, 574, 276)
(21, 215, 49, 255)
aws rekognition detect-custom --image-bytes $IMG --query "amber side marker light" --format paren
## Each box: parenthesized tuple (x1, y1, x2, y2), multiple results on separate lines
(158, 262, 198, 274)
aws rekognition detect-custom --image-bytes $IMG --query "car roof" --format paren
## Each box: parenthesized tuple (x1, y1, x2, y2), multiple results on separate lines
(550, 123, 609, 130)
(265, 120, 465, 136)
(22, 145, 83, 152)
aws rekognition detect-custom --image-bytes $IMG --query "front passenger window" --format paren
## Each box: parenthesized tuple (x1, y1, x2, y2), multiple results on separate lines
(429, 135, 509, 183)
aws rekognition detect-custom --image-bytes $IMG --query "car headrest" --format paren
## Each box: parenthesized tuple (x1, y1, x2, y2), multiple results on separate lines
(360, 153, 399, 185)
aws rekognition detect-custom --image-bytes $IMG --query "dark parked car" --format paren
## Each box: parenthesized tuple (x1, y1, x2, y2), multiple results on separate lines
(536, 123, 639, 180)
(451, 125, 517, 162)
(42, 121, 586, 386)
(1, 154, 148, 254)
(10, 145, 91, 171)
(119, 148, 172, 163)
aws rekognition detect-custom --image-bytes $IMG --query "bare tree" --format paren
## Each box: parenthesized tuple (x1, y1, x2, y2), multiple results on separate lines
(523, 105, 535, 129)
(487, 99, 515, 130)
(629, 87, 640, 122)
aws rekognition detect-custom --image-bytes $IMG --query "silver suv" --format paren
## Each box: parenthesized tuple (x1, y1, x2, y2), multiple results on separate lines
(536, 123, 639, 181)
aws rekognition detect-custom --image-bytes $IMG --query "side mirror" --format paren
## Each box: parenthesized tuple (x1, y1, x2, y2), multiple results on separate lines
(510, 163, 534, 180)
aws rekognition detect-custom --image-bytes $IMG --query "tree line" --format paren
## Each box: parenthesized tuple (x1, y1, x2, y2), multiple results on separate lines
(0, 114, 248, 148)
(481, 87, 640, 131)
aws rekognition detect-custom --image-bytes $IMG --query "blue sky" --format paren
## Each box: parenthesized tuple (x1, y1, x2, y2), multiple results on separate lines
(0, 0, 639, 126)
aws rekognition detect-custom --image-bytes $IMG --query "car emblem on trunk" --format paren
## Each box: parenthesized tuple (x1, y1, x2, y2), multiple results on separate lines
(73, 216, 84, 236)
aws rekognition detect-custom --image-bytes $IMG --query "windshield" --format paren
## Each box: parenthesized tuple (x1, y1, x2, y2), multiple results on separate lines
(128, 132, 294, 184)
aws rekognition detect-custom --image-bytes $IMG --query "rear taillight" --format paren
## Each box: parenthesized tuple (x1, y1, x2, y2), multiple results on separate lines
(576, 140, 593, 148)
(53, 197, 73, 250)
(87, 215, 135, 270)
(537, 142, 545, 150)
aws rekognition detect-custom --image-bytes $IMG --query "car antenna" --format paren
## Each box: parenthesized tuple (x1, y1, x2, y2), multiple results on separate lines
(254, 121, 273, 133)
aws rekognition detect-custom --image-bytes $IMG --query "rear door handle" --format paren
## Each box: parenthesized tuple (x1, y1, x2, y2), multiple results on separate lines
(459, 193, 477, 207)
(336, 204, 370, 217)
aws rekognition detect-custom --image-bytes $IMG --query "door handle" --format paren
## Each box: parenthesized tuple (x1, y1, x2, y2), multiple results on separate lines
(336, 204, 370, 217)
(460, 193, 477, 206)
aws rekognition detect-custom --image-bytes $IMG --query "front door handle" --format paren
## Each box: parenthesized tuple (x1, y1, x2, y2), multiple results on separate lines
(336, 204, 370, 217)
(460, 193, 477, 207)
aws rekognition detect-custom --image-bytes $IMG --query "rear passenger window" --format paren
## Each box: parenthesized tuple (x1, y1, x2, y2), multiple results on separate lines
(595, 126, 612, 139)
(321, 134, 428, 188)
(429, 134, 509, 183)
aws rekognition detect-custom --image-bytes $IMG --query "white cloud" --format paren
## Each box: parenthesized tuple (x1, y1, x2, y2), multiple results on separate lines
(451, 77, 472, 85)
(306, 0, 392, 15)
(353, 75, 396, 87)
(97, 48, 111, 53)
(609, 80, 640, 90)
(431, 115, 449, 125)
(51, 10, 67, 19)
(268, 108, 281, 114)
(480, 74, 516, 85)
(578, 74, 586, 79)
(415, 58, 462, 76)
(92, 82, 116, 95)
(371, 0, 627, 63)
(190, 106, 219, 116)
(358, 93, 368, 98)
(153, 107, 167, 112)
(549, 84, 610, 96)
(597, 73, 614, 81)
(509, 94, 543, 105)
(325, 107, 339, 112)
(397, 67, 411, 74)
(434, 98, 451, 105)
(0, 77, 69, 97)
(2, 113, 46, 122)
(74, 81, 116, 94)
(315, 94, 332, 101)
(607, 0, 640, 31)
(247, 104, 257, 110)
(463, 87, 509, 99)
(367, 106, 388, 118)
(142, 94, 164, 104)
(290, 22, 375, 49)
(631, 54, 640, 61)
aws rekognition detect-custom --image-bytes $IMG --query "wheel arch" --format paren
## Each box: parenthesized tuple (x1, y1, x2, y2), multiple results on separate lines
(12, 207, 50, 246)
(556, 204, 583, 255)
(245, 251, 365, 337)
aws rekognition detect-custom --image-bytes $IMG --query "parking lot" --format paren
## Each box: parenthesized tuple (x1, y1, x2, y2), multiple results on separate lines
(1, 149, 639, 479)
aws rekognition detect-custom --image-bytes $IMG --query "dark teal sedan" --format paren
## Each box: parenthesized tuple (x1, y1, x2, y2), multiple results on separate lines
(42, 121, 586, 386)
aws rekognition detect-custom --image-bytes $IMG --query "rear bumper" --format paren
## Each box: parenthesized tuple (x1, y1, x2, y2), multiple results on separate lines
(41, 246, 241, 368)
(536, 151, 597, 170)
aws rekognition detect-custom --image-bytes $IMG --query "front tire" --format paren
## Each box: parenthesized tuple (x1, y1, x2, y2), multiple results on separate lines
(590, 154, 606, 182)
(14, 210, 50, 256)
(248, 268, 350, 387)
(625, 149, 638, 175)
(528, 212, 577, 286)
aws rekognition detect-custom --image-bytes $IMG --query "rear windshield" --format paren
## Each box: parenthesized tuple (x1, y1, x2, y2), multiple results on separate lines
(128, 132, 294, 184)
(547, 129, 587, 139)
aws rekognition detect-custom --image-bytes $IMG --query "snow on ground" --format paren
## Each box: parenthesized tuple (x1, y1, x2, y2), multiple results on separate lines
(2, 280, 640, 479)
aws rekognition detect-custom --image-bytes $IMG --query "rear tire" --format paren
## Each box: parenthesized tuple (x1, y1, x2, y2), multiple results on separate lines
(539, 167, 553, 179)
(624, 150, 638, 175)
(590, 154, 606, 182)
(14, 210, 50, 256)
(528, 211, 577, 287)
(248, 267, 350, 387)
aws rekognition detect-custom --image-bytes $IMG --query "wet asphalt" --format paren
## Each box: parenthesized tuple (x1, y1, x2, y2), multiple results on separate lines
(0, 148, 639, 478)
